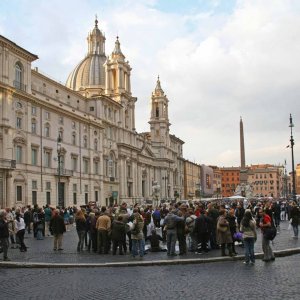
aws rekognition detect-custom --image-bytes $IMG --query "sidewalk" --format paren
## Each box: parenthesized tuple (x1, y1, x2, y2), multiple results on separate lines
(1, 220, 299, 268)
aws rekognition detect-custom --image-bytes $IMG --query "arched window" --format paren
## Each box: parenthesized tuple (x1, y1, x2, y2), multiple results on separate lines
(156, 106, 159, 118)
(58, 128, 64, 141)
(15, 62, 23, 89)
(94, 139, 98, 151)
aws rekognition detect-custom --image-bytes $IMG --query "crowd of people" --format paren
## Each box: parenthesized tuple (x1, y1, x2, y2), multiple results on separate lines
(0, 199, 299, 264)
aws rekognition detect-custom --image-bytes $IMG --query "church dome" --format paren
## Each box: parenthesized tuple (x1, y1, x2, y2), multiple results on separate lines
(66, 18, 107, 91)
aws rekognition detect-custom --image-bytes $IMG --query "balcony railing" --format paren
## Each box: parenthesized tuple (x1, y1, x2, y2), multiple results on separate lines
(13, 80, 27, 92)
(0, 159, 16, 169)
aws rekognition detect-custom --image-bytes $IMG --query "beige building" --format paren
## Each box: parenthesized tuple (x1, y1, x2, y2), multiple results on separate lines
(210, 166, 222, 198)
(0, 19, 184, 208)
(183, 160, 201, 199)
(247, 164, 284, 198)
(296, 164, 300, 195)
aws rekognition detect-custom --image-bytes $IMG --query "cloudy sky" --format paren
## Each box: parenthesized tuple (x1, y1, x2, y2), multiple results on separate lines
(0, 0, 299, 171)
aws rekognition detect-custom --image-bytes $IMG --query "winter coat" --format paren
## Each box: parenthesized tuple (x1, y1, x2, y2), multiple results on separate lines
(111, 220, 126, 241)
(76, 218, 86, 232)
(194, 214, 211, 237)
(49, 215, 66, 235)
(240, 219, 257, 240)
(290, 206, 300, 226)
(217, 215, 233, 244)
(131, 219, 144, 240)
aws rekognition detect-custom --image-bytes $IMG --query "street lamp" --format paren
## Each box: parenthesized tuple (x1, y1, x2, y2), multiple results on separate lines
(57, 133, 63, 208)
(289, 114, 296, 202)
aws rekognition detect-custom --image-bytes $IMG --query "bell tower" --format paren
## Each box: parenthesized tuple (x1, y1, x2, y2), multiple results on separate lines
(149, 76, 170, 150)
(105, 36, 132, 96)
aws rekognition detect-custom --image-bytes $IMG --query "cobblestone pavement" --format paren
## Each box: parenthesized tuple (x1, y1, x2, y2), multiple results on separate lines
(2, 220, 299, 264)
(0, 254, 299, 300)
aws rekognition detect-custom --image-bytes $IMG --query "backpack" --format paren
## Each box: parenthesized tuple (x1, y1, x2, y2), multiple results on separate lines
(33, 212, 39, 223)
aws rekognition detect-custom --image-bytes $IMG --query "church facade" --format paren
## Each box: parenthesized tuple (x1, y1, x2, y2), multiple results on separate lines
(0, 19, 185, 208)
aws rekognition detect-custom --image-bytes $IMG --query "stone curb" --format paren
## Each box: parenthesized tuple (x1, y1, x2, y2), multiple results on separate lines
(1, 247, 300, 268)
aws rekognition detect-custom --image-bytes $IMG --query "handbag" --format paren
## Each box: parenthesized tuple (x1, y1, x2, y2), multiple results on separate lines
(217, 223, 227, 233)
(264, 226, 277, 240)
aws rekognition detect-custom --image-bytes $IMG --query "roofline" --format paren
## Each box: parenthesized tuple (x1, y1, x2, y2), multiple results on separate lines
(0, 35, 38, 61)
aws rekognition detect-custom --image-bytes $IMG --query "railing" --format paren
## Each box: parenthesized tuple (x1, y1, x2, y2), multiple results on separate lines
(13, 80, 27, 92)
(0, 159, 16, 169)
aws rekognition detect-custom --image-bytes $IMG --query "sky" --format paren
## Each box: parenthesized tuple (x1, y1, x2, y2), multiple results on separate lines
(0, 0, 299, 172)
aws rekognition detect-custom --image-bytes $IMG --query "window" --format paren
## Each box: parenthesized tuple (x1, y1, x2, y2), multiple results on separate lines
(73, 184, 77, 192)
(32, 191, 37, 205)
(71, 121, 76, 129)
(14, 62, 25, 90)
(16, 186, 22, 202)
(16, 116, 22, 129)
(85, 185, 88, 193)
(72, 156, 77, 172)
(45, 111, 50, 120)
(46, 192, 51, 205)
(44, 124, 50, 137)
(32, 106, 36, 115)
(94, 161, 99, 175)
(31, 120, 37, 134)
(16, 146, 22, 163)
(90, 107, 94, 111)
(32, 180, 37, 189)
(46, 182, 51, 190)
(83, 158, 89, 174)
(94, 139, 98, 151)
(73, 192, 77, 205)
(58, 116, 64, 124)
(127, 164, 131, 178)
(85, 193, 88, 205)
(31, 148, 38, 166)
(44, 151, 51, 168)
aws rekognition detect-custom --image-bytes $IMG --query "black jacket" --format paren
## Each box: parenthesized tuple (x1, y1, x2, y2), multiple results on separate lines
(0, 220, 9, 238)
(111, 220, 126, 241)
(49, 215, 66, 235)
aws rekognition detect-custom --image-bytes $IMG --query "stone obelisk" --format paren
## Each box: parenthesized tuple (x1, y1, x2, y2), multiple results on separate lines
(240, 117, 248, 185)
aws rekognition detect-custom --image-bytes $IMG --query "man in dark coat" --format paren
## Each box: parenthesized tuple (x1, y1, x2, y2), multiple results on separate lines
(0, 210, 10, 261)
(111, 216, 126, 255)
(49, 209, 66, 251)
(194, 209, 211, 254)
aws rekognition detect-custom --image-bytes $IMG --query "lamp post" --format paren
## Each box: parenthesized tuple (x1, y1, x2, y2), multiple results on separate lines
(289, 114, 296, 202)
(57, 133, 62, 208)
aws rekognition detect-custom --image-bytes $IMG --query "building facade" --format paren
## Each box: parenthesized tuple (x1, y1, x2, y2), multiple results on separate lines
(0, 19, 184, 208)
(210, 166, 222, 198)
(200, 165, 214, 198)
(183, 160, 201, 199)
(221, 167, 240, 197)
(247, 164, 284, 198)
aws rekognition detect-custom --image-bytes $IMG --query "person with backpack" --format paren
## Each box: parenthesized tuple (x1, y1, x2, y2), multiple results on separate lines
(163, 209, 184, 256)
(259, 208, 275, 262)
(240, 210, 257, 265)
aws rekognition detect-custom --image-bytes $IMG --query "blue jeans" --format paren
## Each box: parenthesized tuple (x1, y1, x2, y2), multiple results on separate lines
(77, 230, 85, 251)
(292, 225, 298, 237)
(166, 230, 177, 255)
(244, 238, 255, 263)
(132, 239, 145, 257)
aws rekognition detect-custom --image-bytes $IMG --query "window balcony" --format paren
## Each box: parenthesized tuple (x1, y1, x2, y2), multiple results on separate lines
(13, 80, 27, 92)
